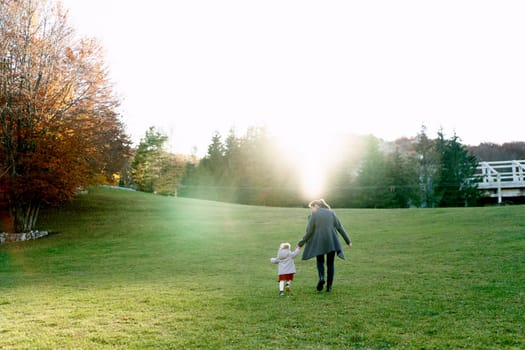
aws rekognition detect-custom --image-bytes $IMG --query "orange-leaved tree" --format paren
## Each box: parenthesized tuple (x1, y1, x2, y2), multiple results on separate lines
(0, 0, 130, 232)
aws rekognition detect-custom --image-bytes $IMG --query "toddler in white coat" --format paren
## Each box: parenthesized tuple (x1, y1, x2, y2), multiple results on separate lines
(270, 242, 301, 296)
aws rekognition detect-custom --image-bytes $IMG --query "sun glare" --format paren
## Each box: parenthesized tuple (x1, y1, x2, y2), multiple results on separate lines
(271, 123, 343, 201)
(300, 161, 325, 199)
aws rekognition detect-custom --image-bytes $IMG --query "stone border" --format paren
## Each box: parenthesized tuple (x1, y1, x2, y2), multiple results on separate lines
(0, 231, 49, 244)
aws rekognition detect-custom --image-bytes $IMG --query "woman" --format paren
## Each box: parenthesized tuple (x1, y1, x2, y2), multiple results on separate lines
(298, 199, 352, 292)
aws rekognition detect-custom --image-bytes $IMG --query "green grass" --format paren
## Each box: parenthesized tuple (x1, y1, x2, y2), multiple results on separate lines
(1, 188, 524, 349)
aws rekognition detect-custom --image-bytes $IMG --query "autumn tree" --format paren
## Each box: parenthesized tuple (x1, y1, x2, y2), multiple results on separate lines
(0, 0, 130, 232)
(469, 142, 525, 161)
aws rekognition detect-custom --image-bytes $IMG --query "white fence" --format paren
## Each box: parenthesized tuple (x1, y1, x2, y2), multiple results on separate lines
(476, 160, 525, 203)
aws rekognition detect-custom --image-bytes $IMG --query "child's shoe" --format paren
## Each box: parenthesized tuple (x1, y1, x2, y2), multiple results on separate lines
(279, 291, 284, 296)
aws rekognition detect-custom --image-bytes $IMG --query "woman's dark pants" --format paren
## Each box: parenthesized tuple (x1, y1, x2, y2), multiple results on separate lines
(316, 251, 336, 290)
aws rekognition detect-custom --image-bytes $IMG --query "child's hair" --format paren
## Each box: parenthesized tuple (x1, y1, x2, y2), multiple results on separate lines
(279, 242, 291, 250)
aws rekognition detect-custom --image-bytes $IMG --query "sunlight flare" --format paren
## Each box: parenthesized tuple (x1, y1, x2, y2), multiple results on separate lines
(300, 161, 325, 199)
(270, 122, 346, 201)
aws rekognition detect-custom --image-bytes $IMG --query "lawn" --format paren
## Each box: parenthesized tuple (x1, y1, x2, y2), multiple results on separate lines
(0, 188, 524, 349)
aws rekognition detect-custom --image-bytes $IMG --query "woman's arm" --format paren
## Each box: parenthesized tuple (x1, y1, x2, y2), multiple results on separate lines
(298, 214, 315, 247)
(333, 212, 351, 245)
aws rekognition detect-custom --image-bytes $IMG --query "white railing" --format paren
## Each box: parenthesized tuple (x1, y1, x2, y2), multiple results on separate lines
(476, 160, 525, 203)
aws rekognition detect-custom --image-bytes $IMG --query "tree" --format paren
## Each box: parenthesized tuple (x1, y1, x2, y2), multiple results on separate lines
(154, 153, 186, 196)
(201, 131, 226, 180)
(385, 148, 419, 208)
(414, 126, 440, 208)
(223, 127, 241, 186)
(353, 136, 394, 208)
(130, 127, 186, 195)
(95, 117, 132, 185)
(131, 127, 168, 193)
(325, 136, 368, 208)
(469, 142, 525, 161)
(179, 127, 302, 206)
(0, 0, 129, 232)
(435, 132, 479, 207)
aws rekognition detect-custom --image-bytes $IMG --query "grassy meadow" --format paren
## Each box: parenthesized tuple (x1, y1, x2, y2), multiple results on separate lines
(0, 188, 524, 349)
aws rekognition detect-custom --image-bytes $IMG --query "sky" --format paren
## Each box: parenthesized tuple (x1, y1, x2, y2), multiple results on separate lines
(61, 0, 525, 156)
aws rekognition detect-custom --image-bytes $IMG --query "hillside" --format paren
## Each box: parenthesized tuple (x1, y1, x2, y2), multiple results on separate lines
(0, 188, 524, 349)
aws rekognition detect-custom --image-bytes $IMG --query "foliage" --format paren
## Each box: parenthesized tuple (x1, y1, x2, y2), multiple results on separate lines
(469, 141, 525, 161)
(1, 188, 523, 349)
(435, 131, 480, 207)
(326, 129, 475, 209)
(0, 0, 130, 232)
(180, 127, 481, 208)
(352, 136, 418, 208)
(352, 136, 394, 208)
(324, 137, 368, 208)
(385, 148, 419, 208)
(130, 126, 187, 195)
(179, 126, 302, 206)
(414, 126, 441, 208)
(411, 127, 480, 208)
(131, 126, 168, 193)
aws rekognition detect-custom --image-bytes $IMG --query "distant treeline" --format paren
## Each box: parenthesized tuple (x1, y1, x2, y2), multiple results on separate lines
(125, 126, 523, 208)
(469, 142, 525, 161)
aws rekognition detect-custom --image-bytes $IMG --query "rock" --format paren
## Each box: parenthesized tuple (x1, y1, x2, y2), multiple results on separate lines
(0, 231, 49, 244)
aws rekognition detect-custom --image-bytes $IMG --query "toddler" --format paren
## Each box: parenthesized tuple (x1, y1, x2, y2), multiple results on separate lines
(270, 242, 300, 296)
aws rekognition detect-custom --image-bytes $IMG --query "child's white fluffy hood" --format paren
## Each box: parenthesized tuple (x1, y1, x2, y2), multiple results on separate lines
(277, 248, 292, 260)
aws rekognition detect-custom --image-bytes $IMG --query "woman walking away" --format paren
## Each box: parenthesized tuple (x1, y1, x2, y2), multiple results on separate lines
(270, 243, 301, 296)
(298, 199, 352, 292)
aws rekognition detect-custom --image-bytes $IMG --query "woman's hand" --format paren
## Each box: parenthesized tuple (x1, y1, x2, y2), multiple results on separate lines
(348, 242, 353, 248)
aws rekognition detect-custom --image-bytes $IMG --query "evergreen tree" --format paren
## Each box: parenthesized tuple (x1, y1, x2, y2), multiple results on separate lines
(354, 136, 394, 208)
(131, 127, 168, 192)
(435, 132, 479, 207)
(386, 149, 419, 208)
(179, 127, 302, 206)
(201, 132, 226, 179)
(223, 128, 241, 187)
(414, 126, 440, 208)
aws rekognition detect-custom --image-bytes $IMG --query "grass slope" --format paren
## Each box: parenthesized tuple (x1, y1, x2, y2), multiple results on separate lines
(0, 188, 524, 349)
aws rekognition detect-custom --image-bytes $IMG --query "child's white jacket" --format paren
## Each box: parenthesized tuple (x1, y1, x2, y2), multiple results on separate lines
(270, 247, 300, 275)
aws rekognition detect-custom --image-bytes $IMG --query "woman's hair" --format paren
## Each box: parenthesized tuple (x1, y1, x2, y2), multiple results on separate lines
(280, 243, 291, 250)
(308, 199, 331, 209)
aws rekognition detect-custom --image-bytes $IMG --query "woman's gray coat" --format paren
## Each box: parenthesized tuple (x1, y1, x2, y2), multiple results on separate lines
(298, 208, 351, 260)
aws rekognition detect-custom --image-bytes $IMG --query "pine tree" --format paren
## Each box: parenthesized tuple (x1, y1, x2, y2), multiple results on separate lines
(131, 127, 168, 193)
(435, 132, 479, 207)
(414, 126, 440, 208)
(354, 136, 394, 208)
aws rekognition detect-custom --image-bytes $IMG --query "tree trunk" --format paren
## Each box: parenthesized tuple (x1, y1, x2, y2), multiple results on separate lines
(14, 201, 40, 233)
